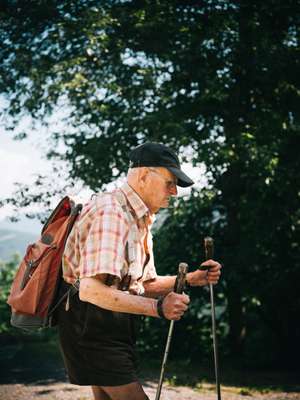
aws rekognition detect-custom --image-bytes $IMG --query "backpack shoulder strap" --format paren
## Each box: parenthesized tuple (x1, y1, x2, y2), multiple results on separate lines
(114, 190, 137, 266)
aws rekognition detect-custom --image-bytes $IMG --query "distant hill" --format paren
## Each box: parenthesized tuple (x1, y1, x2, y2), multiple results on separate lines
(0, 229, 37, 262)
(0, 215, 43, 234)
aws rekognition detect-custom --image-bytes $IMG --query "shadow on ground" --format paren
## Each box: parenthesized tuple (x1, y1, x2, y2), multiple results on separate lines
(0, 339, 66, 385)
(0, 338, 300, 395)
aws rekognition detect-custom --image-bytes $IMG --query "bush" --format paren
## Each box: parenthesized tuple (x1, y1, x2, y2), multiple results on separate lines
(0, 255, 19, 334)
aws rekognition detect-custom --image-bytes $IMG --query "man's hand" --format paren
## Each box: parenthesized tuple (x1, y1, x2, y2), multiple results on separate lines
(187, 260, 222, 287)
(161, 292, 190, 320)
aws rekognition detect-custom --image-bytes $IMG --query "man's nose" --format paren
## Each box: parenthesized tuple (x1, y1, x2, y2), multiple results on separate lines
(170, 185, 178, 196)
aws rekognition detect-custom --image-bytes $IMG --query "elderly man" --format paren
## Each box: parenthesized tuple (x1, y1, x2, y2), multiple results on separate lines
(58, 142, 222, 400)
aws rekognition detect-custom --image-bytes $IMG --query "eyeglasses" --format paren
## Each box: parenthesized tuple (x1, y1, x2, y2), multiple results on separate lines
(148, 168, 177, 191)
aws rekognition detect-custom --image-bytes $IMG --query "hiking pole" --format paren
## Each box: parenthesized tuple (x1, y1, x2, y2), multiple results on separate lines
(203, 237, 221, 400)
(155, 262, 188, 400)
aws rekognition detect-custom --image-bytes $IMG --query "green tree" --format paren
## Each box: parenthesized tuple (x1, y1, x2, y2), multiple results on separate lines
(1, 0, 299, 366)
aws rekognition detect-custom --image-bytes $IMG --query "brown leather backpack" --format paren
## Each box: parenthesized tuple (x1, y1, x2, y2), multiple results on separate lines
(7, 197, 82, 330)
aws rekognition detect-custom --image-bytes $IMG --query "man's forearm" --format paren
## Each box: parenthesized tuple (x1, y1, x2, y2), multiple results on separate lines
(143, 271, 207, 297)
(143, 275, 177, 297)
(80, 276, 159, 317)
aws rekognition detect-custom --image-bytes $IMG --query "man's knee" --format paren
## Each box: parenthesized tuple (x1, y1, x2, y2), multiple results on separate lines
(101, 381, 147, 400)
(92, 386, 111, 400)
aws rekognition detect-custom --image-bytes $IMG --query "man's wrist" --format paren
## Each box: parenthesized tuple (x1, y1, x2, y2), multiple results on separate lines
(157, 296, 166, 319)
(185, 272, 191, 287)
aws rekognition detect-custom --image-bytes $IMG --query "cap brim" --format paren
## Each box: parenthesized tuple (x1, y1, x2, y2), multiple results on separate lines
(167, 166, 194, 187)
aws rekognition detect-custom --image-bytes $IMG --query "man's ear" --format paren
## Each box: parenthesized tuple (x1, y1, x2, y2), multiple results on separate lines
(138, 167, 149, 187)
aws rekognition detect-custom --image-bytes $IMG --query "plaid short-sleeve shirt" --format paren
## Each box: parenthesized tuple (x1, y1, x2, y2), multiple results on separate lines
(62, 182, 157, 294)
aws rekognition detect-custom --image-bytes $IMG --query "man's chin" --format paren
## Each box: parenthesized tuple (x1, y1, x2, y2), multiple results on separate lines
(161, 200, 170, 208)
(155, 199, 170, 211)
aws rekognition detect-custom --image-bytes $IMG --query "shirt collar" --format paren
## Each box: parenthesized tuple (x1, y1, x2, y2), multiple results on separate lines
(120, 182, 150, 221)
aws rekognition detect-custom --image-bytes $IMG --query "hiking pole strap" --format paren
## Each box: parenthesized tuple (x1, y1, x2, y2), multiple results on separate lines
(204, 237, 221, 400)
(155, 262, 188, 400)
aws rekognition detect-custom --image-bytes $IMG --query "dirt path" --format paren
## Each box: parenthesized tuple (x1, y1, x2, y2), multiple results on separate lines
(1, 380, 300, 400)
(1, 341, 299, 400)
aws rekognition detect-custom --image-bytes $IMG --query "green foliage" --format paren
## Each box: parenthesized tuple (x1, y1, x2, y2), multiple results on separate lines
(0, 256, 19, 334)
(137, 192, 229, 360)
(152, 195, 227, 359)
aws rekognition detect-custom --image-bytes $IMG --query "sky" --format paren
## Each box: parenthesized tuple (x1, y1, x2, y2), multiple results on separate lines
(0, 130, 55, 234)
(0, 133, 51, 200)
(0, 132, 47, 208)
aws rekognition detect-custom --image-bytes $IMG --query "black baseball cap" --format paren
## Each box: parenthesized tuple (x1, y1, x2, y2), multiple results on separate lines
(129, 142, 194, 187)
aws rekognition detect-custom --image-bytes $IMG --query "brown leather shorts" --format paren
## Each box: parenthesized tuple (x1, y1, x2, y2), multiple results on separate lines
(57, 282, 141, 386)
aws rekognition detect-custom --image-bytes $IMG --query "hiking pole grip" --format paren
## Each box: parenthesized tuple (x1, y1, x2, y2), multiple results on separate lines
(204, 236, 214, 260)
(204, 237, 221, 400)
(155, 262, 188, 400)
(174, 262, 188, 294)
